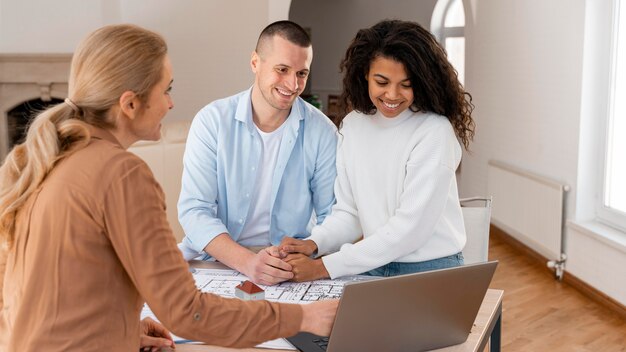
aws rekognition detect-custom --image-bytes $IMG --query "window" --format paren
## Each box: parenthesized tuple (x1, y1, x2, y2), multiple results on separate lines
(600, 0, 626, 231)
(431, 0, 466, 85)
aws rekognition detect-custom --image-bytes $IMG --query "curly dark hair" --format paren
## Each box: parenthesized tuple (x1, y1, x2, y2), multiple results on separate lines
(338, 19, 475, 149)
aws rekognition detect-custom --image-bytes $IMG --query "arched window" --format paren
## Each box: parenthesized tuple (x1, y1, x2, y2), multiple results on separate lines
(431, 0, 466, 85)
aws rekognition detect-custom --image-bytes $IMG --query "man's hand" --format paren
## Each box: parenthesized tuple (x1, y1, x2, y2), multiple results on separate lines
(279, 237, 318, 257)
(203, 234, 293, 286)
(243, 247, 294, 286)
(284, 253, 330, 282)
(140, 317, 174, 352)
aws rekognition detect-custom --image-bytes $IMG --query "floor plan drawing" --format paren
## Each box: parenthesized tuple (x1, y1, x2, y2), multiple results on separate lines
(140, 267, 373, 348)
(189, 268, 371, 303)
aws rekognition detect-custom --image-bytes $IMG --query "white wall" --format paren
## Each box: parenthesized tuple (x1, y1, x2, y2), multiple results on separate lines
(461, 0, 584, 204)
(269, 0, 292, 23)
(0, 0, 108, 53)
(0, 0, 279, 122)
(119, 0, 272, 121)
(462, 0, 626, 305)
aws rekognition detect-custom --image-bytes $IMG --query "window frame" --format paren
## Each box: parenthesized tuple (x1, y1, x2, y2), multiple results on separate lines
(597, 0, 626, 232)
(431, 0, 466, 85)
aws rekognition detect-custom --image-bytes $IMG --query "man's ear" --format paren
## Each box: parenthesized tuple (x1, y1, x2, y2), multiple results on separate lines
(119, 91, 139, 120)
(251, 51, 259, 73)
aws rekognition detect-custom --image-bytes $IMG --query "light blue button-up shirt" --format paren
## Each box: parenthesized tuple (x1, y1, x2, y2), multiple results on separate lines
(178, 88, 337, 259)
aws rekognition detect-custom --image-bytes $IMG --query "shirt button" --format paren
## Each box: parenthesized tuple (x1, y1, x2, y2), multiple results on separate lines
(245, 193, 250, 198)
(239, 219, 244, 224)
(251, 167, 256, 171)
(193, 312, 201, 321)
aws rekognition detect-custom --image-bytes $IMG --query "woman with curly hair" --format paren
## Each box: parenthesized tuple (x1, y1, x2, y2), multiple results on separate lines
(280, 19, 475, 281)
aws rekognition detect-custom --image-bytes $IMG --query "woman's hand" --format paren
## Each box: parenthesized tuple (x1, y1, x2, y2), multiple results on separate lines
(279, 238, 318, 256)
(284, 254, 330, 282)
(140, 317, 175, 351)
(300, 299, 339, 336)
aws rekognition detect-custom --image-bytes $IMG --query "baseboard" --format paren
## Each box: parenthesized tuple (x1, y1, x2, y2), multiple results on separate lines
(490, 224, 626, 321)
(489, 225, 554, 275)
(562, 270, 626, 320)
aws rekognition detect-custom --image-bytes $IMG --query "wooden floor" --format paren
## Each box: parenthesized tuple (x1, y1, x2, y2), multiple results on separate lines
(487, 234, 626, 351)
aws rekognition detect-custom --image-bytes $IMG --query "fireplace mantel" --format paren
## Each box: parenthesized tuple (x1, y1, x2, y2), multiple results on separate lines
(0, 53, 72, 159)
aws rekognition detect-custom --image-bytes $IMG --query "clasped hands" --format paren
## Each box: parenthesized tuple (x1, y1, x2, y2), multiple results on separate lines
(246, 238, 329, 285)
(278, 237, 330, 283)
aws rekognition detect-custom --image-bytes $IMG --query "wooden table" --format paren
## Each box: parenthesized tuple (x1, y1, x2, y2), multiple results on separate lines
(175, 261, 504, 352)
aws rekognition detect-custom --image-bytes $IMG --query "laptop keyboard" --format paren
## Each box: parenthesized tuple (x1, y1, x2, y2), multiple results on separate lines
(312, 337, 329, 351)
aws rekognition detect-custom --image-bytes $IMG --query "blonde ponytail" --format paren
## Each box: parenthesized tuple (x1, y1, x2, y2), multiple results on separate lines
(0, 103, 90, 247)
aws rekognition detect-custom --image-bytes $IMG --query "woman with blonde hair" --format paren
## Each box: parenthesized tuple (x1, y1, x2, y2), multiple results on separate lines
(0, 24, 336, 351)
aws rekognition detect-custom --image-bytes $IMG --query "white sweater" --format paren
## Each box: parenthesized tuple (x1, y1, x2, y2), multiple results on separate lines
(308, 109, 466, 278)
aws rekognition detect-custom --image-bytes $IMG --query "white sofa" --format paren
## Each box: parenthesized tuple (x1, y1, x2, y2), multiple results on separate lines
(128, 120, 191, 242)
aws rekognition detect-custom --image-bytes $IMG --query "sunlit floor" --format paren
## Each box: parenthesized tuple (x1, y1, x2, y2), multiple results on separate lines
(487, 234, 626, 352)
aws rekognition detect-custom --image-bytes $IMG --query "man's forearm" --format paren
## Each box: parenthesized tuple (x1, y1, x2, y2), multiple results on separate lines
(203, 233, 254, 272)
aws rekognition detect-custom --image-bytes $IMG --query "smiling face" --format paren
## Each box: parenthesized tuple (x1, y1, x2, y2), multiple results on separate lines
(251, 35, 312, 114)
(131, 55, 174, 141)
(366, 56, 414, 118)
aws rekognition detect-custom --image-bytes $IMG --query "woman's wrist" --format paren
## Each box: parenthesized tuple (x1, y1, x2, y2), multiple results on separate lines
(299, 303, 314, 332)
(314, 258, 330, 279)
(305, 240, 319, 256)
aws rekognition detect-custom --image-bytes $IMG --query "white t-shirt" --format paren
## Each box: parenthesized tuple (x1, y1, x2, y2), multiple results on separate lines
(238, 123, 286, 246)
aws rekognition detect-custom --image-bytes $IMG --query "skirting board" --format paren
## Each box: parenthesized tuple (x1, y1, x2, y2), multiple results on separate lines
(490, 224, 626, 321)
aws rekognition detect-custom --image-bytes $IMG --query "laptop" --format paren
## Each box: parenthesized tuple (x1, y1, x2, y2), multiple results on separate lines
(287, 261, 498, 352)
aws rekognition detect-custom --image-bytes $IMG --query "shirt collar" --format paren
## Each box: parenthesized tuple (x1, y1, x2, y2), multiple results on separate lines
(372, 108, 415, 127)
(235, 86, 305, 133)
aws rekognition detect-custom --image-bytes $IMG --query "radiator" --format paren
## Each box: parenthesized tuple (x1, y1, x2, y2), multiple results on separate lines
(487, 160, 570, 277)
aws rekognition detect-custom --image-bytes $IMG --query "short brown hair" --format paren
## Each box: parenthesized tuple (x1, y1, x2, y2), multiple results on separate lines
(255, 20, 311, 53)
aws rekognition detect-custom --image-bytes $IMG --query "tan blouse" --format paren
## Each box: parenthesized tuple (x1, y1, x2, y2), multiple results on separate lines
(0, 128, 302, 351)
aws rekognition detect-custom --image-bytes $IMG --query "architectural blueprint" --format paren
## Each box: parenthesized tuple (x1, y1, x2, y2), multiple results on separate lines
(140, 267, 372, 348)
(188, 267, 370, 303)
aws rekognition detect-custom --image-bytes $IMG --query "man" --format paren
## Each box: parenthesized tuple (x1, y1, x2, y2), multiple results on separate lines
(177, 21, 337, 286)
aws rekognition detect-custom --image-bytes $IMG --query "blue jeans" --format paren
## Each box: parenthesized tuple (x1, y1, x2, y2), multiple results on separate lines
(362, 252, 464, 277)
